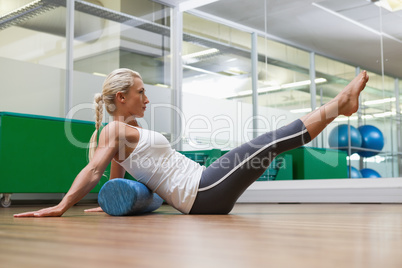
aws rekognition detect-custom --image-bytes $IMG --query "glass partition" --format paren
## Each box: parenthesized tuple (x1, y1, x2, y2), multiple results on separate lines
(314, 1, 401, 178)
(0, 0, 67, 117)
(184, 1, 402, 178)
(73, 0, 171, 86)
(1, 0, 401, 178)
(70, 0, 172, 132)
(253, 38, 310, 136)
(0, 0, 172, 133)
(182, 13, 253, 150)
(399, 79, 402, 176)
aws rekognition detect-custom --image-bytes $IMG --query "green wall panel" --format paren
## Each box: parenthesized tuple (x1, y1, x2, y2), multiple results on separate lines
(0, 112, 109, 193)
(286, 147, 347, 179)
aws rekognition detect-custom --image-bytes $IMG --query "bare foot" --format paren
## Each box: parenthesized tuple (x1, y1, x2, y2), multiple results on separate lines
(336, 71, 369, 116)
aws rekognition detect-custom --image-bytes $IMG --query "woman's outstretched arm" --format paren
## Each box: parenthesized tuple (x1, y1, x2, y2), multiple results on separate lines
(14, 122, 127, 217)
(84, 158, 126, 213)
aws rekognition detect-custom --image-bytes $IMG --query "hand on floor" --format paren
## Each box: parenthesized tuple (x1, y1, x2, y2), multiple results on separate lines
(84, 206, 104, 212)
(14, 205, 64, 217)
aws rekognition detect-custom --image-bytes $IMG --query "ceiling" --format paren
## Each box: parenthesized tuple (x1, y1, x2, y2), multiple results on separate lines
(159, 0, 402, 79)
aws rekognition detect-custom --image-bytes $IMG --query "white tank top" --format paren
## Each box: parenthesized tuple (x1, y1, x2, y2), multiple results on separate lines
(116, 124, 205, 214)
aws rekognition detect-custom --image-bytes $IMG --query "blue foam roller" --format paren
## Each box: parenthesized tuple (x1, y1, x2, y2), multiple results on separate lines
(98, 179, 163, 216)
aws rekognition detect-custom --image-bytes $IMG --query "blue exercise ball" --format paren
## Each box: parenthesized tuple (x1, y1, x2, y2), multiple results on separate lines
(357, 125, 384, 157)
(360, 168, 381, 178)
(347, 166, 362, 178)
(328, 124, 362, 154)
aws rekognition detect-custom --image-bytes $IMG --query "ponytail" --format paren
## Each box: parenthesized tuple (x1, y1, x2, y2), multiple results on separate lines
(89, 93, 104, 161)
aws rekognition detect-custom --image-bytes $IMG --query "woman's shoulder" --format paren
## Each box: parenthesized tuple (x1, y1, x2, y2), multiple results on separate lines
(101, 121, 140, 143)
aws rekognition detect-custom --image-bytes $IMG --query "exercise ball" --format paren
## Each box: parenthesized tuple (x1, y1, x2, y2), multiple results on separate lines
(360, 168, 381, 178)
(328, 124, 362, 153)
(357, 125, 384, 157)
(347, 166, 362, 178)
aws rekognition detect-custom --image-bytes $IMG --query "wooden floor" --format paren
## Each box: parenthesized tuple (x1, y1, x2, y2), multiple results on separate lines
(1, 203, 402, 268)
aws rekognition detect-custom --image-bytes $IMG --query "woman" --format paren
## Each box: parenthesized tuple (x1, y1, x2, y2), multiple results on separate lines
(14, 68, 369, 217)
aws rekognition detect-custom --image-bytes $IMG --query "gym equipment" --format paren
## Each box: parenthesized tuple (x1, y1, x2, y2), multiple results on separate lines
(0, 194, 11, 208)
(360, 168, 381, 178)
(0, 112, 110, 207)
(98, 179, 163, 216)
(357, 125, 384, 157)
(285, 147, 347, 179)
(347, 166, 362, 178)
(183, 149, 294, 180)
(258, 154, 293, 181)
(328, 124, 362, 153)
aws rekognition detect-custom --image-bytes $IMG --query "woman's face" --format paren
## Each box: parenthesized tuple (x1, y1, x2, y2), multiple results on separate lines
(124, 77, 149, 118)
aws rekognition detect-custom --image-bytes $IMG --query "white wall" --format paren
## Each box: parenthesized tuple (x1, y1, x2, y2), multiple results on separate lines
(0, 57, 65, 117)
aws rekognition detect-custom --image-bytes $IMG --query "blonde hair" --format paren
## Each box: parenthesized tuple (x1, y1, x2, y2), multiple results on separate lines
(88, 68, 142, 161)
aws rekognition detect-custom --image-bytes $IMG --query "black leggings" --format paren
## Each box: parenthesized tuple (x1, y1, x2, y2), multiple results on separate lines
(189, 119, 311, 214)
